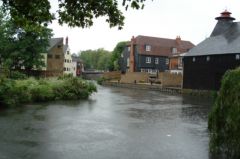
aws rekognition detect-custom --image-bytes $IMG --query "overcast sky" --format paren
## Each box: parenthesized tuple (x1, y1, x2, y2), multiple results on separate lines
(49, 0, 240, 54)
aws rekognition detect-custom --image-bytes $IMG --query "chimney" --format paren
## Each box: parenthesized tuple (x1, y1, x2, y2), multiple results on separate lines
(129, 36, 135, 72)
(66, 36, 68, 45)
(176, 36, 181, 45)
(211, 10, 235, 37)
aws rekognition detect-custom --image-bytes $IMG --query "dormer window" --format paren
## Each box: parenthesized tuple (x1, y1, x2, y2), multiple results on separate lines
(172, 47, 177, 54)
(146, 45, 151, 51)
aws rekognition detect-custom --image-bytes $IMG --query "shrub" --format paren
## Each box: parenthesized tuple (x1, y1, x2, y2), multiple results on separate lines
(208, 67, 240, 158)
(29, 83, 55, 102)
(0, 77, 97, 107)
(57, 73, 73, 80)
(52, 77, 97, 100)
(10, 71, 27, 80)
(97, 77, 107, 85)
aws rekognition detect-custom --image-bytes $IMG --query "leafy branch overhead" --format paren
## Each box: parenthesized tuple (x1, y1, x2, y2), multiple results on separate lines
(1, 0, 150, 29)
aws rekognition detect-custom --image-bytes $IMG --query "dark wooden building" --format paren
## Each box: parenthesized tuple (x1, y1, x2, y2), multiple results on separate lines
(120, 35, 194, 74)
(183, 10, 240, 90)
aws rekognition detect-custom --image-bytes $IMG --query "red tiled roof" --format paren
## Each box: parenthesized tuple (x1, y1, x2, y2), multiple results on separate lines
(133, 35, 195, 56)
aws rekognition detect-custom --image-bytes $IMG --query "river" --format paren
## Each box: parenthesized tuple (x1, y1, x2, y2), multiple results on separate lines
(0, 85, 214, 159)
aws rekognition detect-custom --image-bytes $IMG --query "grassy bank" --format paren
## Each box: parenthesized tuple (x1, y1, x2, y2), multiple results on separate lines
(0, 77, 97, 107)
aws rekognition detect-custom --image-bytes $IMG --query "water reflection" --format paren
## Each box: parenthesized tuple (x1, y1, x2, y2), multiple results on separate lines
(0, 86, 214, 159)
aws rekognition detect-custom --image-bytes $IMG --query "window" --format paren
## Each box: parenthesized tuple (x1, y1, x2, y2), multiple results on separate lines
(166, 59, 169, 65)
(146, 57, 151, 63)
(146, 45, 151, 51)
(155, 58, 159, 64)
(64, 67, 66, 71)
(207, 56, 210, 61)
(236, 54, 240, 60)
(65, 59, 67, 62)
(67, 51, 70, 55)
(47, 54, 52, 58)
(172, 48, 177, 54)
(178, 57, 183, 68)
(193, 57, 196, 62)
(57, 45, 62, 48)
(55, 55, 60, 59)
(127, 58, 130, 67)
(127, 46, 131, 52)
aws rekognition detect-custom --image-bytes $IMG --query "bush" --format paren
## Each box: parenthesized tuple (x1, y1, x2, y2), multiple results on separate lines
(208, 67, 240, 158)
(0, 77, 97, 107)
(52, 77, 97, 100)
(10, 71, 27, 80)
(97, 77, 107, 85)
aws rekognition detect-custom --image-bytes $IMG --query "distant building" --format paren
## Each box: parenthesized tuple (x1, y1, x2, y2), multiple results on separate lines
(46, 37, 65, 76)
(121, 35, 194, 74)
(169, 52, 186, 74)
(63, 37, 75, 75)
(43, 37, 74, 76)
(183, 10, 240, 90)
(72, 54, 84, 77)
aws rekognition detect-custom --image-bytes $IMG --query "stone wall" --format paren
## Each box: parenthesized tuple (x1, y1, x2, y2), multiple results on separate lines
(103, 71, 121, 80)
(120, 72, 149, 83)
(158, 72, 182, 87)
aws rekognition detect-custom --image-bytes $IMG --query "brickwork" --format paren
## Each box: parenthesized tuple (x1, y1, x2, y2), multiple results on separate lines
(120, 72, 149, 83)
(158, 72, 182, 87)
(103, 71, 121, 80)
(47, 41, 64, 76)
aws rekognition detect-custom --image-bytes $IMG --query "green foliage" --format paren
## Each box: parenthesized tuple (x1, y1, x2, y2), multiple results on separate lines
(208, 67, 240, 158)
(0, 6, 53, 72)
(79, 48, 112, 70)
(2, 0, 148, 29)
(0, 77, 97, 107)
(109, 41, 127, 71)
(58, 73, 74, 80)
(9, 71, 27, 80)
(97, 77, 108, 85)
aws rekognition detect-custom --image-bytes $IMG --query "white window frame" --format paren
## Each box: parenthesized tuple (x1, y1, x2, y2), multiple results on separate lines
(155, 58, 159, 64)
(172, 48, 177, 54)
(146, 57, 151, 63)
(146, 45, 151, 51)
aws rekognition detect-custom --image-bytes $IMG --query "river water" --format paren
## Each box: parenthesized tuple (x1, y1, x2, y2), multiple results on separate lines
(0, 85, 214, 159)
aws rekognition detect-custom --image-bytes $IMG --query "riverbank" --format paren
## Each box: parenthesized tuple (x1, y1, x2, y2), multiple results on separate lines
(0, 77, 97, 107)
(102, 81, 216, 97)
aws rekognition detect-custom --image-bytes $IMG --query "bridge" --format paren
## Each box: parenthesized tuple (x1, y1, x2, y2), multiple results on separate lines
(82, 71, 104, 80)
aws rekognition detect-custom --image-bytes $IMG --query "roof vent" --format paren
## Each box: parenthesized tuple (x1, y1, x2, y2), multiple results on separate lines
(215, 10, 235, 21)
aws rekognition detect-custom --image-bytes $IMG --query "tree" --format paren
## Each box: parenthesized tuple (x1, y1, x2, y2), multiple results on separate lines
(79, 49, 111, 70)
(0, 6, 52, 73)
(109, 41, 127, 71)
(208, 67, 240, 159)
(1, 0, 149, 29)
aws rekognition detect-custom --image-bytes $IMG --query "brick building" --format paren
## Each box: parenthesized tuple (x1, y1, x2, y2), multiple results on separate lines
(121, 35, 194, 74)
